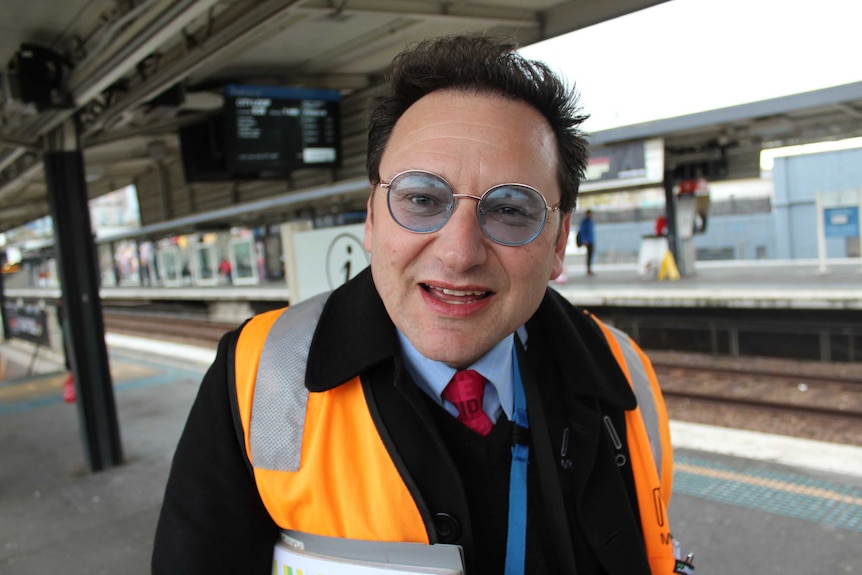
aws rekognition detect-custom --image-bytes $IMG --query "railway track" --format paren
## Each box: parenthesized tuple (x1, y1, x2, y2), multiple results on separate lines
(102, 310, 862, 432)
(652, 360, 862, 387)
(103, 310, 237, 346)
(653, 359, 862, 421)
(659, 386, 861, 420)
(649, 354, 862, 446)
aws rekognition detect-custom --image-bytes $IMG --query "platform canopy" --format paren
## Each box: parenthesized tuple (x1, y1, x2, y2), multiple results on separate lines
(2, 0, 862, 236)
(0, 0, 672, 234)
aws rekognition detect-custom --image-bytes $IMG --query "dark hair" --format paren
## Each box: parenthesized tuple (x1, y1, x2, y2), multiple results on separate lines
(366, 34, 589, 213)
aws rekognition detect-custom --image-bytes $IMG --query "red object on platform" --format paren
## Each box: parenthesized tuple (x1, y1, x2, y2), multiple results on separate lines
(679, 179, 697, 195)
(655, 215, 667, 236)
(63, 374, 76, 403)
(442, 370, 493, 436)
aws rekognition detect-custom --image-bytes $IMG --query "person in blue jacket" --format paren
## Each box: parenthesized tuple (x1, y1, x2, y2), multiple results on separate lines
(578, 209, 596, 275)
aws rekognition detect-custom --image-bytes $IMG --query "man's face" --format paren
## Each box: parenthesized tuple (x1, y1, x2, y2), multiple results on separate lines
(364, 90, 570, 369)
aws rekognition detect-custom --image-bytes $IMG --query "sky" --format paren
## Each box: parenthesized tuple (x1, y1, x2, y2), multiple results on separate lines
(520, 0, 862, 133)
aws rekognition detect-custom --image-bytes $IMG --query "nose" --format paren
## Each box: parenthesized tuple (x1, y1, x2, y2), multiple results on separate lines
(432, 197, 488, 271)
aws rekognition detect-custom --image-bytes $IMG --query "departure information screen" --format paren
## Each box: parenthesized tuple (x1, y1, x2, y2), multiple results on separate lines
(224, 84, 340, 176)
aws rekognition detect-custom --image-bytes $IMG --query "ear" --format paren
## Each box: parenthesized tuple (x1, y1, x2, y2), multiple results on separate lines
(550, 211, 572, 279)
(363, 186, 375, 252)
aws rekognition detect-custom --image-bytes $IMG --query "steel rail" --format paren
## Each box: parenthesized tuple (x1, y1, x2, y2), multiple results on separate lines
(653, 361, 862, 387)
(662, 388, 862, 420)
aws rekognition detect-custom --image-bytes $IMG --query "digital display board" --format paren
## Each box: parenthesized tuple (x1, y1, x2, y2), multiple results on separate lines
(224, 84, 340, 178)
(581, 138, 665, 193)
(3, 300, 50, 346)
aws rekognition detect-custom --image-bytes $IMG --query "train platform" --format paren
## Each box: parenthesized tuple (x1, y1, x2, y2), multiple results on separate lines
(5, 258, 862, 311)
(554, 257, 862, 309)
(1, 334, 861, 574)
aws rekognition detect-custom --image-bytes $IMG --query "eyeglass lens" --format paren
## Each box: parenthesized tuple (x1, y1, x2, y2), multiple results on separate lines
(385, 171, 550, 246)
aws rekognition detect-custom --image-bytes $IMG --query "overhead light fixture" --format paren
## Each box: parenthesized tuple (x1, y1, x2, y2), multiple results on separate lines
(749, 117, 794, 138)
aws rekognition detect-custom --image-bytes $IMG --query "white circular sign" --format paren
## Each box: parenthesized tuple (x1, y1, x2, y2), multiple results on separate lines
(325, 232, 369, 289)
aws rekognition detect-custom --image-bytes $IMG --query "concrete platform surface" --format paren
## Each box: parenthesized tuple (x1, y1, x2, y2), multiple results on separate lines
(1, 336, 861, 574)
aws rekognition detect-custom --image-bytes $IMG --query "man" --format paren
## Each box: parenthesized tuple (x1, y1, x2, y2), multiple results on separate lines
(578, 209, 596, 275)
(153, 35, 688, 574)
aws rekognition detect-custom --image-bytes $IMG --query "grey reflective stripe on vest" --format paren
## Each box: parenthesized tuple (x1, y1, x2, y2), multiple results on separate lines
(602, 324, 662, 477)
(249, 291, 330, 471)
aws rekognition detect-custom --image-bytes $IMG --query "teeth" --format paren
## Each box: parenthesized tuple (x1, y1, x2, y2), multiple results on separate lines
(438, 287, 485, 297)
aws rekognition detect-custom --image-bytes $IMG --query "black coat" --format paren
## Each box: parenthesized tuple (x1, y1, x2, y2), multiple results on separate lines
(152, 268, 653, 574)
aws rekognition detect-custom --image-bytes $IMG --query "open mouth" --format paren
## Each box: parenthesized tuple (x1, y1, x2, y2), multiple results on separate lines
(422, 283, 492, 304)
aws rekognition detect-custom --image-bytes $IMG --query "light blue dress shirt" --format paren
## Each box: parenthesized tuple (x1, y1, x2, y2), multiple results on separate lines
(397, 329, 520, 422)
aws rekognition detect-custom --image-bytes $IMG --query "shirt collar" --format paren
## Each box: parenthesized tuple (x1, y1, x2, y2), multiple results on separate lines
(397, 330, 515, 420)
(305, 268, 634, 411)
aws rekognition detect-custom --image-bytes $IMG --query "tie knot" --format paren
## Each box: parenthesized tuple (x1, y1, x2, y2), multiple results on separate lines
(442, 370, 493, 436)
(444, 369, 486, 400)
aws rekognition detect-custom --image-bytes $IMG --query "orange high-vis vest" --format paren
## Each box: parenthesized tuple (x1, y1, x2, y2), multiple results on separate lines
(594, 318, 677, 574)
(233, 293, 677, 573)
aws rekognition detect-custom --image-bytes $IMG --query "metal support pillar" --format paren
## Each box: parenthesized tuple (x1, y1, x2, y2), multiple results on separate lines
(0, 248, 8, 340)
(109, 241, 119, 286)
(729, 328, 740, 358)
(43, 119, 123, 472)
(663, 170, 680, 266)
(136, 240, 145, 286)
(709, 321, 719, 356)
(819, 331, 831, 363)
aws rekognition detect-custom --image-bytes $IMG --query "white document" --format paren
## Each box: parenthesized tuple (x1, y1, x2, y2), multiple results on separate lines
(273, 530, 464, 575)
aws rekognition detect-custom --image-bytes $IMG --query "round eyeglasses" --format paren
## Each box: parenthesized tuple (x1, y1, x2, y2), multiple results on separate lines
(379, 170, 560, 246)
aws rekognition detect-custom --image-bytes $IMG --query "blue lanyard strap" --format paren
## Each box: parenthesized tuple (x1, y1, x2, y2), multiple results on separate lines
(504, 347, 529, 575)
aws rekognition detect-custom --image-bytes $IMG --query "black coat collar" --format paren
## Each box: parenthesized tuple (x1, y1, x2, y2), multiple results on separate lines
(527, 289, 636, 410)
(304, 267, 399, 392)
(303, 266, 649, 573)
(305, 266, 636, 413)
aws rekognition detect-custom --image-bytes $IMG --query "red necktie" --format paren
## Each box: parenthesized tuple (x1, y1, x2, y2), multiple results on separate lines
(442, 370, 494, 436)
